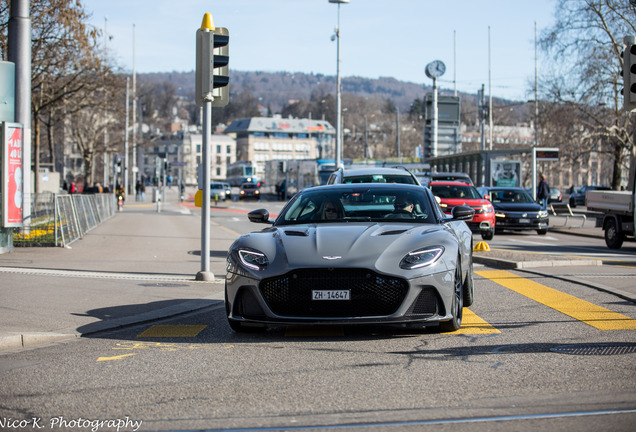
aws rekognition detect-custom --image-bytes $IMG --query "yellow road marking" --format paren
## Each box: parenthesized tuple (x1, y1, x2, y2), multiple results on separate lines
(97, 353, 136, 361)
(476, 270, 636, 330)
(137, 325, 207, 338)
(454, 309, 500, 334)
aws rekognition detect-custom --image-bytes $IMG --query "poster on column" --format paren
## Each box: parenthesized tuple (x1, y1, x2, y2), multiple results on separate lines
(2, 122, 24, 227)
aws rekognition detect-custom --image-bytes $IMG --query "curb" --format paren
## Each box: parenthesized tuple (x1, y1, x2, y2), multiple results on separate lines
(473, 255, 602, 269)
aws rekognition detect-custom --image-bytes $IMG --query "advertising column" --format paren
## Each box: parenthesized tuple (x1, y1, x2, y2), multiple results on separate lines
(2, 122, 24, 228)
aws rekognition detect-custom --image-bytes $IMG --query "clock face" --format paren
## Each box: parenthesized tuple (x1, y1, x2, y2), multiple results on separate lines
(425, 60, 446, 78)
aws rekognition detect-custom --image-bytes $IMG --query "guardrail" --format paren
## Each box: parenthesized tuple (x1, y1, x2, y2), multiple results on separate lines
(13, 193, 117, 247)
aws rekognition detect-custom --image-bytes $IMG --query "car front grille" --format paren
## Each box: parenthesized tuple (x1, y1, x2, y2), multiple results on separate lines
(260, 268, 408, 318)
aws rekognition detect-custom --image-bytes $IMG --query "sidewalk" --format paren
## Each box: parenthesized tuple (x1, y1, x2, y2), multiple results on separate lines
(0, 187, 230, 352)
(0, 196, 633, 353)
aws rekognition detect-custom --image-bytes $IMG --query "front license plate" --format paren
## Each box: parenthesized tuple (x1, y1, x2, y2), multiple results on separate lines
(312, 290, 350, 300)
(519, 218, 530, 224)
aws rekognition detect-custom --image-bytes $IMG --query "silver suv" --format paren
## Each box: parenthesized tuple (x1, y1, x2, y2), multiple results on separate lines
(327, 167, 421, 185)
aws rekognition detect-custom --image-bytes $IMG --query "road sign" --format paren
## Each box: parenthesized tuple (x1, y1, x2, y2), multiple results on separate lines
(535, 148, 559, 161)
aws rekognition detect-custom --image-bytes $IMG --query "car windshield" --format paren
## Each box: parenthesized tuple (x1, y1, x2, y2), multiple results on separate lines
(342, 174, 417, 184)
(276, 187, 435, 225)
(489, 189, 535, 203)
(431, 184, 481, 200)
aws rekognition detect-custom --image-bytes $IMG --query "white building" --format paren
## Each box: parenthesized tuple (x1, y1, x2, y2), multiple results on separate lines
(224, 115, 335, 181)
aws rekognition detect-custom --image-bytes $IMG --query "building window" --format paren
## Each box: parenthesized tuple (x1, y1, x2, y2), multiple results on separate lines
(196, 144, 201, 153)
(216, 156, 221, 164)
(216, 145, 221, 153)
(216, 167, 221, 176)
(226, 145, 231, 154)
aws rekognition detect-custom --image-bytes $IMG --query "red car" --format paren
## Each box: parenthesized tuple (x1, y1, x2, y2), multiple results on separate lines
(429, 181, 496, 240)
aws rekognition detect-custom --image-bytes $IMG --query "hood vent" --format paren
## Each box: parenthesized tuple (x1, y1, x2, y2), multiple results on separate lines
(283, 230, 309, 237)
(379, 229, 408, 236)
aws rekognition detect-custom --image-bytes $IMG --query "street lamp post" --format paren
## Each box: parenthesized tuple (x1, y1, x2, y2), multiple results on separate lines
(329, 0, 348, 169)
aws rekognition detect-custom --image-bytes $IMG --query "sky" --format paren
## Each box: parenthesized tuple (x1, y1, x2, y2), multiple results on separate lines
(83, 0, 557, 102)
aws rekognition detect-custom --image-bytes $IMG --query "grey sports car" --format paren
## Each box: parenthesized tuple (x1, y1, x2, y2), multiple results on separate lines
(225, 183, 475, 333)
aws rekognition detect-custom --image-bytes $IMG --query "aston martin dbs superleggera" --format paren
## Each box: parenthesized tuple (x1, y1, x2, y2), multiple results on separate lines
(225, 183, 475, 333)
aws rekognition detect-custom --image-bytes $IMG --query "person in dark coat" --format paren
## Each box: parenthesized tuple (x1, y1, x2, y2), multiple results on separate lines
(537, 173, 550, 210)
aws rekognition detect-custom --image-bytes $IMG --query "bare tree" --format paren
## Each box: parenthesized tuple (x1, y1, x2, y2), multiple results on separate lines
(540, 0, 636, 188)
(1, 0, 119, 191)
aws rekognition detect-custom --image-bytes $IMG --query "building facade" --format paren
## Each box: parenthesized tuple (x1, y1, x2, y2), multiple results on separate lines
(224, 115, 335, 181)
(140, 132, 236, 187)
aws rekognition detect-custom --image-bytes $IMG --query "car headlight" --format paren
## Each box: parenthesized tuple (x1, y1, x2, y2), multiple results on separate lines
(400, 246, 445, 270)
(238, 248, 269, 271)
(538, 210, 548, 218)
(483, 205, 494, 213)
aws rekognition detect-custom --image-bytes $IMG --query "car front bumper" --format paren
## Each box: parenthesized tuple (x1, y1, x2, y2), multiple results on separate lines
(225, 267, 456, 327)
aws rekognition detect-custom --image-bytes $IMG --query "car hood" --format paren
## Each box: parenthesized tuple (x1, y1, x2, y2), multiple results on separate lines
(492, 202, 542, 212)
(232, 222, 455, 277)
(441, 198, 491, 207)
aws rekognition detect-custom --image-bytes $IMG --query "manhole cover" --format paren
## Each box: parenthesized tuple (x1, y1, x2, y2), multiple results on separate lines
(550, 343, 636, 356)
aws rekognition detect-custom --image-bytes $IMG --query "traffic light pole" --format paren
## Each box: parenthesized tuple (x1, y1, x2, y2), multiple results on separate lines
(195, 13, 229, 281)
(197, 99, 213, 281)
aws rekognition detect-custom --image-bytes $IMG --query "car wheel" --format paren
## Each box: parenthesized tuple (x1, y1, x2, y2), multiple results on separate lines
(439, 262, 464, 332)
(481, 230, 494, 241)
(462, 255, 474, 308)
(604, 218, 624, 249)
(537, 229, 548, 235)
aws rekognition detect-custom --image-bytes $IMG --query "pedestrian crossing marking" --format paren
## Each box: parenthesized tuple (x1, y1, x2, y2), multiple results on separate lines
(137, 325, 207, 338)
(476, 270, 636, 330)
(454, 309, 500, 334)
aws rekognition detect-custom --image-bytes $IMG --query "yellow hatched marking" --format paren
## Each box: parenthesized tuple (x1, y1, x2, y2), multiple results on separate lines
(454, 309, 500, 334)
(137, 325, 207, 338)
(476, 270, 636, 330)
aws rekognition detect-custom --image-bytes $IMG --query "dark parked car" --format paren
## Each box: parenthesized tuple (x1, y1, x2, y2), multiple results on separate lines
(568, 185, 611, 207)
(239, 182, 260, 200)
(225, 183, 475, 333)
(477, 186, 550, 235)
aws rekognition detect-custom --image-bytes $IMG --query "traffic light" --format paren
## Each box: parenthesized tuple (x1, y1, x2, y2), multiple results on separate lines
(622, 36, 636, 112)
(278, 161, 287, 173)
(195, 13, 230, 107)
(212, 27, 229, 107)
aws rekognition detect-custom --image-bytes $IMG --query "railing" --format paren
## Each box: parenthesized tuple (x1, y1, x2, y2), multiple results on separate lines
(13, 193, 117, 247)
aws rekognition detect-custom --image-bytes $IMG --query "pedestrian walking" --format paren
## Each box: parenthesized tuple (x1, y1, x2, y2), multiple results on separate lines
(537, 173, 550, 210)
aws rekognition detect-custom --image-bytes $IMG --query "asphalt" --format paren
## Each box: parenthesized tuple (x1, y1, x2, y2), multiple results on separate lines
(0, 189, 634, 352)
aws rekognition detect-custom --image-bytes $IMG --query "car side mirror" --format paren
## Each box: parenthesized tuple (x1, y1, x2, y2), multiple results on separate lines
(452, 205, 475, 221)
(248, 209, 272, 224)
